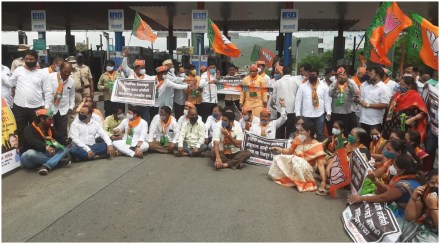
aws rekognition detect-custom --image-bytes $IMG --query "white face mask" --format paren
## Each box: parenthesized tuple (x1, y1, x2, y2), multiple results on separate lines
(295, 125, 302, 131)
(54, 66, 60, 72)
(299, 134, 307, 142)
(183, 109, 189, 116)
(243, 115, 250, 121)
(169, 67, 175, 73)
(139, 69, 146, 75)
(106, 66, 114, 72)
(257, 68, 262, 73)
(389, 165, 398, 176)
(162, 74, 168, 80)
(117, 114, 124, 119)
(127, 113, 133, 120)
(332, 128, 341, 136)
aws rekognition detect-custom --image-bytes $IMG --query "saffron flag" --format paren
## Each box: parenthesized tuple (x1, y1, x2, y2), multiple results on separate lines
(207, 19, 241, 58)
(250, 45, 276, 68)
(407, 13, 438, 70)
(132, 13, 157, 43)
(364, 2, 412, 66)
(329, 134, 351, 197)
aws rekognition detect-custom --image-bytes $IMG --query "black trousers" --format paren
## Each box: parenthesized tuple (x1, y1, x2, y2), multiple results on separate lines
(53, 111, 68, 141)
(104, 100, 125, 117)
(149, 106, 159, 124)
(200, 103, 216, 122)
(276, 112, 296, 139)
(12, 104, 42, 146)
(331, 112, 358, 138)
(173, 102, 185, 121)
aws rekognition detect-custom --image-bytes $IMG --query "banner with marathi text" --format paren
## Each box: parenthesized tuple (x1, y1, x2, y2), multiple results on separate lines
(110, 78, 156, 106)
(242, 131, 289, 166)
(2, 98, 21, 174)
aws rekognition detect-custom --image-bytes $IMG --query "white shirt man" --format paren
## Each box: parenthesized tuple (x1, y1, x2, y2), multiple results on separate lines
(212, 119, 244, 155)
(238, 107, 261, 131)
(177, 114, 203, 128)
(177, 112, 206, 156)
(294, 79, 332, 118)
(249, 106, 287, 139)
(148, 115, 180, 145)
(2, 65, 13, 107)
(199, 71, 218, 104)
(49, 72, 75, 116)
(272, 74, 300, 114)
(112, 116, 149, 158)
(155, 76, 188, 108)
(359, 81, 391, 126)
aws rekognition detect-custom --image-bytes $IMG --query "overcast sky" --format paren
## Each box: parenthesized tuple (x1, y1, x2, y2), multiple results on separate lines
(2, 30, 365, 52)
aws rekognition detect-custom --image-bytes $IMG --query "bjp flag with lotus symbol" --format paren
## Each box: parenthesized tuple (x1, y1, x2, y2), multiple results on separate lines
(207, 19, 241, 58)
(328, 134, 351, 197)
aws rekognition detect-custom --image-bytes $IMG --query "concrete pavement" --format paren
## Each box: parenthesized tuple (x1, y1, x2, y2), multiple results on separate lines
(2, 154, 352, 242)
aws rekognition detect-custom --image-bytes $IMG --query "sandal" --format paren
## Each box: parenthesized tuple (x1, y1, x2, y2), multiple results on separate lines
(315, 188, 329, 196)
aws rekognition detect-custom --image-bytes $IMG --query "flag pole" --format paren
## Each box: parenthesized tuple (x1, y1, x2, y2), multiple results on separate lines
(399, 37, 406, 79)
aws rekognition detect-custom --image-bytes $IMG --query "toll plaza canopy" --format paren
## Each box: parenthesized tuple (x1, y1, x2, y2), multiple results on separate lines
(2, 1, 438, 32)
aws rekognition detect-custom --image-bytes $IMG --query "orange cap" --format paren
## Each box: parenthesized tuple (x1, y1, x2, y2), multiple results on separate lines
(249, 64, 258, 71)
(35, 108, 52, 117)
(358, 67, 366, 75)
(155, 65, 168, 73)
(260, 108, 271, 115)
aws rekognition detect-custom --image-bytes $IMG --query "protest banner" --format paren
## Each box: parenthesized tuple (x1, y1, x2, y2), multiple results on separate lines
(426, 85, 438, 136)
(1, 98, 21, 174)
(350, 148, 373, 195)
(343, 201, 401, 242)
(111, 78, 156, 106)
(242, 131, 288, 166)
(216, 74, 245, 95)
(329, 134, 351, 197)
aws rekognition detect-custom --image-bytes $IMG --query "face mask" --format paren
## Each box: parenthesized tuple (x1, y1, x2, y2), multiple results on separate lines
(162, 74, 168, 80)
(189, 116, 198, 124)
(400, 87, 409, 93)
(210, 68, 216, 75)
(299, 134, 307, 142)
(274, 74, 281, 80)
(183, 109, 189, 116)
(257, 68, 262, 73)
(347, 134, 357, 143)
(160, 116, 168, 122)
(54, 66, 60, 72)
(221, 121, 229, 129)
(295, 125, 302, 131)
(429, 187, 439, 194)
(393, 84, 400, 93)
(309, 75, 317, 83)
(139, 69, 146, 75)
(383, 149, 397, 159)
(117, 114, 123, 119)
(45, 120, 54, 128)
(190, 70, 197, 75)
(78, 114, 88, 121)
(127, 113, 133, 120)
(25, 61, 37, 69)
(260, 120, 268, 126)
(106, 66, 114, 72)
(329, 76, 336, 82)
(72, 64, 77, 69)
(212, 113, 220, 120)
(332, 128, 341, 136)
(169, 67, 175, 74)
(371, 134, 380, 141)
(389, 165, 398, 176)
(243, 115, 250, 121)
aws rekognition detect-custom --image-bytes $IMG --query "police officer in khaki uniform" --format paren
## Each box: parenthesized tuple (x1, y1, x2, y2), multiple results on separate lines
(71, 53, 94, 101)
(11, 44, 30, 72)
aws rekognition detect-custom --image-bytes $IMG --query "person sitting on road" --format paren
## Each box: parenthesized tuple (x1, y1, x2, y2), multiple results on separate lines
(238, 106, 260, 132)
(148, 106, 180, 154)
(405, 129, 431, 173)
(248, 99, 287, 139)
(20, 109, 70, 175)
(112, 105, 149, 158)
(69, 106, 115, 162)
(175, 107, 207, 157)
(211, 111, 251, 170)
(203, 105, 224, 150)
(369, 125, 388, 165)
(324, 120, 347, 155)
(270, 122, 327, 193)
(348, 153, 422, 218)
(398, 169, 438, 242)
(103, 107, 125, 141)
(75, 96, 104, 124)
(177, 101, 202, 128)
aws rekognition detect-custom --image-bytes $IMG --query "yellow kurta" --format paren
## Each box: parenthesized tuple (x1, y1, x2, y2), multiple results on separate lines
(240, 75, 268, 118)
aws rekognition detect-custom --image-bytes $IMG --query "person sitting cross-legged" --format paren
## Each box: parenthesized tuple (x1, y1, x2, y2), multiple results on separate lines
(175, 107, 207, 157)
(148, 106, 180, 154)
(112, 105, 149, 158)
(20, 109, 70, 175)
(211, 111, 252, 170)
(103, 107, 125, 141)
(69, 106, 115, 161)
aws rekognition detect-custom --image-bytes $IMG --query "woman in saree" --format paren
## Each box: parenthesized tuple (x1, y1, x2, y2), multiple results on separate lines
(269, 122, 327, 192)
(397, 169, 438, 242)
(348, 153, 422, 218)
(382, 76, 428, 141)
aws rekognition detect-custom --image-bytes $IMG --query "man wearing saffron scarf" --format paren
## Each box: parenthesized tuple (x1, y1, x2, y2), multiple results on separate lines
(42, 57, 63, 75)
(20, 109, 70, 175)
(256, 60, 271, 84)
(249, 99, 287, 139)
(239, 106, 260, 132)
(48, 62, 75, 140)
(177, 101, 203, 128)
(112, 105, 149, 158)
(240, 64, 268, 118)
(148, 106, 180, 154)
(97, 59, 124, 117)
(211, 111, 251, 170)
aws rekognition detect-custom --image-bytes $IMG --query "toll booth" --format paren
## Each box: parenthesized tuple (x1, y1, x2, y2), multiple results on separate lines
(48, 45, 70, 62)
(86, 50, 106, 92)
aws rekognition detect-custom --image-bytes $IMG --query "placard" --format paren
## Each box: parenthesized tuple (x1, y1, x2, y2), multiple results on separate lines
(2, 98, 21, 174)
(31, 10, 46, 32)
(242, 131, 289, 166)
(280, 9, 299, 33)
(216, 74, 246, 95)
(110, 78, 156, 106)
(192, 10, 208, 33)
(343, 201, 401, 242)
(350, 148, 373, 195)
(108, 9, 124, 32)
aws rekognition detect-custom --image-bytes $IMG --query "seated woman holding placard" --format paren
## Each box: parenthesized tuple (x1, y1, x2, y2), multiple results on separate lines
(269, 122, 327, 193)
(347, 153, 422, 218)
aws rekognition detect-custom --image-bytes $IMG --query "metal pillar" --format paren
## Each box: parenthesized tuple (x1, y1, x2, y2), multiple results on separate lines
(282, 2, 293, 67)
(115, 32, 123, 51)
